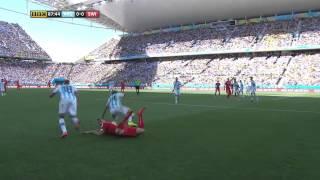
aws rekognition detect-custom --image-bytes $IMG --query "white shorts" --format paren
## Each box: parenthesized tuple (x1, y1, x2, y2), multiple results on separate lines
(251, 88, 256, 94)
(59, 100, 77, 116)
(110, 106, 129, 117)
(174, 89, 181, 96)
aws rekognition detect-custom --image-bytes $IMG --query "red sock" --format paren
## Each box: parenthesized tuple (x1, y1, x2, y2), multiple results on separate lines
(138, 115, 144, 128)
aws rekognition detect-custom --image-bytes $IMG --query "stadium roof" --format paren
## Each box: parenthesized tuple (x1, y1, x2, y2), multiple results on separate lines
(34, 0, 320, 32)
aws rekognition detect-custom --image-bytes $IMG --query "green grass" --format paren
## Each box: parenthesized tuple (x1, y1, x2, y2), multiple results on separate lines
(1, 89, 320, 180)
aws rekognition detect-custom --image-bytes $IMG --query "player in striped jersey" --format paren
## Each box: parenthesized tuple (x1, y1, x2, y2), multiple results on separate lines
(172, 77, 182, 104)
(0, 79, 5, 96)
(101, 90, 137, 127)
(249, 77, 258, 102)
(49, 79, 80, 138)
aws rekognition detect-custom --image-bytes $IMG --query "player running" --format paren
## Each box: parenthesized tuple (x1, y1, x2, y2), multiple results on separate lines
(215, 80, 221, 96)
(49, 79, 80, 138)
(83, 108, 145, 137)
(172, 77, 182, 104)
(224, 78, 232, 98)
(101, 90, 137, 127)
(249, 77, 258, 102)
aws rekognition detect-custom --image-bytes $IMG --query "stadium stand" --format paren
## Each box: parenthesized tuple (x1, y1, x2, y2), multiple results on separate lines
(0, 21, 50, 60)
(1, 17, 320, 90)
(88, 17, 320, 60)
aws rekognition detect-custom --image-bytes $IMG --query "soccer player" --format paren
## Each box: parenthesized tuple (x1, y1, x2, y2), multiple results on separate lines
(82, 108, 145, 137)
(3, 78, 8, 95)
(108, 80, 115, 92)
(215, 80, 221, 96)
(233, 78, 239, 96)
(224, 78, 232, 98)
(239, 80, 244, 96)
(120, 81, 125, 92)
(249, 77, 258, 102)
(49, 79, 80, 138)
(0, 79, 5, 96)
(101, 90, 137, 127)
(172, 77, 182, 104)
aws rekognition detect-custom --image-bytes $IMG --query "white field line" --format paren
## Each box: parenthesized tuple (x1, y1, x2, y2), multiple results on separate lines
(96, 97, 320, 115)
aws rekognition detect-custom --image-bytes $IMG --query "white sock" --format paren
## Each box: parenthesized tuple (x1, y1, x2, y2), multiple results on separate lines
(128, 113, 134, 122)
(175, 96, 178, 104)
(59, 118, 67, 134)
(71, 117, 79, 125)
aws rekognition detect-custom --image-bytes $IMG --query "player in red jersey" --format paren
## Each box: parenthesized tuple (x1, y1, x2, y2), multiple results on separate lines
(215, 80, 221, 96)
(3, 78, 8, 95)
(224, 78, 232, 98)
(47, 80, 51, 88)
(82, 108, 145, 137)
(16, 80, 21, 90)
(120, 81, 125, 92)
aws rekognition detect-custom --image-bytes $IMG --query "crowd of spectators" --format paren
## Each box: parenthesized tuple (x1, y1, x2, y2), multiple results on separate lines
(1, 50, 320, 88)
(89, 17, 320, 59)
(0, 21, 50, 60)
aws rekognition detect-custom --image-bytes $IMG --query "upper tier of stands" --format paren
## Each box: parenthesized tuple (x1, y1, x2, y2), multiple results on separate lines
(88, 17, 320, 60)
(0, 21, 50, 60)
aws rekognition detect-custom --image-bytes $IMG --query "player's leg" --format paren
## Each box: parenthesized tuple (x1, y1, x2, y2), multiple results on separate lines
(137, 107, 145, 128)
(119, 106, 136, 126)
(218, 88, 220, 95)
(175, 90, 180, 104)
(58, 101, 68, 138)
(69, 101, 80, 130)
(118, 111, 133, 129)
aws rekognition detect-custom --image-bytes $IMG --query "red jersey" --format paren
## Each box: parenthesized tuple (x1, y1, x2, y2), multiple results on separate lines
(121, 82, 125, 89)
(225, 81, 231, 89)
(101, 121, 117, 135)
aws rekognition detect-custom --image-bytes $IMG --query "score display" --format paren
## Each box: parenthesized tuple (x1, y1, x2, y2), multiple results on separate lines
(30, 10, 100, 18)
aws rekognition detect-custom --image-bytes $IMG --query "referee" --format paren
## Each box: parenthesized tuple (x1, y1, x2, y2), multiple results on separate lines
(135, 79, 141, 95)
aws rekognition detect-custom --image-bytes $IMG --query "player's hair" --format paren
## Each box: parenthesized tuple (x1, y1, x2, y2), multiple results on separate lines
(64, 79, 70, 84)
(111, 90, 118, 94)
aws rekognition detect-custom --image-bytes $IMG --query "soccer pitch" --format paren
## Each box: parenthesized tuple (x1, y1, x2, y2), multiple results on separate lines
(1, 89, 320, 180)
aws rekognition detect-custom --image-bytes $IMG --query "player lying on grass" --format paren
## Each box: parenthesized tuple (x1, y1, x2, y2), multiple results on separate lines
(82, 108, 145, 137)
(101, 90, 137, 127)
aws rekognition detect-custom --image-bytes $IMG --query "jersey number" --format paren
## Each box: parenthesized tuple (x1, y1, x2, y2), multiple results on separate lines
(63, 86, 72, 94)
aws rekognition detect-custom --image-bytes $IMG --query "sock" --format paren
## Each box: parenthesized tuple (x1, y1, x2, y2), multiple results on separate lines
(128, 113, 134, 122)
(175, 96, 178, 104)
(71, 117, 80, 126)
(59, 118, 67, 134)
(138, 115, 144, 128)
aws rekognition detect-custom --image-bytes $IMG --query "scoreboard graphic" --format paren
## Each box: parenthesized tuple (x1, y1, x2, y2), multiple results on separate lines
(30, 10, 100, 18)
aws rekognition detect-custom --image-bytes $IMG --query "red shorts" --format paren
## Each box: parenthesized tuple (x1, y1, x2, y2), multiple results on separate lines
(101, 121, 117, 135)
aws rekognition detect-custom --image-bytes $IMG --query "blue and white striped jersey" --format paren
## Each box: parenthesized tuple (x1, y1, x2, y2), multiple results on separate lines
(53, 85, 78, 101)
(107, 93, 124, 109)
(251, 80, 256, 89)
(173, 80, 182, 91)
(0, 81, 4, 90)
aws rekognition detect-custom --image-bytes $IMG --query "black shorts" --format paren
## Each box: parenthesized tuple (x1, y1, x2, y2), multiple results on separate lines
(135, 86, 140, 90)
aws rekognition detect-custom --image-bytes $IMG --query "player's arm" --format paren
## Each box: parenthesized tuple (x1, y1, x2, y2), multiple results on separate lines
(49, 86, 59, 98)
